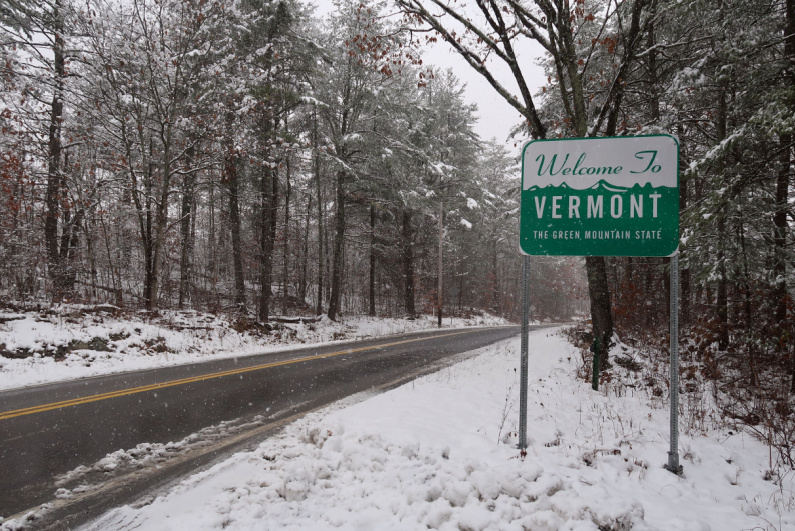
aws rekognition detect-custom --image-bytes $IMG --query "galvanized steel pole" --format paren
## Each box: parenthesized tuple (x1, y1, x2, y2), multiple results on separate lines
(518, 254, 530, 450)
(667, 252, 681, 474)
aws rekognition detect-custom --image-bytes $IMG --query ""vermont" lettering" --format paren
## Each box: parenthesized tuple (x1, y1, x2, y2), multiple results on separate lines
(535, 194, 661, 219)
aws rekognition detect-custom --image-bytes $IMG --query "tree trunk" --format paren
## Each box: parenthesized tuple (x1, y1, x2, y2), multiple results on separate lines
(85, 208, 98, 302)
(679, 124, 690, 325)
(774, 135, 791, 324)
(45, 0, 66, 301)
(716, 217, 729, 351)
(438, 202, 444, 327)
(586, 27, 624, 355)
(369, 203, 376, 317)
(209, 170, 218, 307)
(328, 170, 346, 321)
(282, 155, 292, 301)
(739, 217, 758, 387)
(259, 164, 278, 323)
(788, 0, 795, 393)
(220, 113, 245, 311)
(142, 151, 155, 308)
(299, 192, 312, 303)
(402, 209, 415, 317)
(492, 239, 498, 314)
(775, 0, 794, 325)
(314, 113, 324, 316)
(646, 13, 660, 124)
(146, 135, 173, 311)
(58, 205, 83, 298)
(178, 162, 196, 310)
(583, 228, 614, 352)
(716, 83, 730, 350)
(147, 181, 169, 311)
(226, 151, 246, 310)
(586, 256, 613, 360)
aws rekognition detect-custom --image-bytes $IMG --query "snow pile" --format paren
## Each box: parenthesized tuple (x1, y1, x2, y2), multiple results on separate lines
(79, 329, 795, 531)
(0, 307, 512, 391)
(52, 415, 274, 502)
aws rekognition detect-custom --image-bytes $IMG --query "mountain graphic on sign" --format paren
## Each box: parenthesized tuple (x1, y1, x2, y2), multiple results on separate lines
(588, 179, 629, 192)
(525, 180, 671, 193)
(525, 182, 572, 192)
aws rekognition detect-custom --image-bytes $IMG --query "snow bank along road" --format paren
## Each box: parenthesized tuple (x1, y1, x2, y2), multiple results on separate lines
(0, 325, 533, 528)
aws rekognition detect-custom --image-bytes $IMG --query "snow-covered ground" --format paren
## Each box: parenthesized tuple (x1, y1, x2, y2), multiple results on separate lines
(0, 307, 511, 391)
(64, 328, 794, 531)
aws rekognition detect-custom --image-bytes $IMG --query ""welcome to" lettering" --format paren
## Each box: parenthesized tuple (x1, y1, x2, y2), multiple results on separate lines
(535, 150, 661, 177)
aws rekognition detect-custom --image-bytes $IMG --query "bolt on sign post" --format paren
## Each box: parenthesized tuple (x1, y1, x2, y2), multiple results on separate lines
(518, 135, 682, 473)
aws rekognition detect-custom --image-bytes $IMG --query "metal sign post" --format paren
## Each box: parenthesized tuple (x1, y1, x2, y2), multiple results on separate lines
(666, 252, 682, 474)
(518, 254, 530, 450)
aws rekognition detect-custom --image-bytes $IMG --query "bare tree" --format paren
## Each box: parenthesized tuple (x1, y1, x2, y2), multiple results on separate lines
(82, 0, 223, 310)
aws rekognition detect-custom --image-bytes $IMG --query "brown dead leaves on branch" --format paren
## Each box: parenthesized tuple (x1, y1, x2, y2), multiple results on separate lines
(347, 4, 433, 87)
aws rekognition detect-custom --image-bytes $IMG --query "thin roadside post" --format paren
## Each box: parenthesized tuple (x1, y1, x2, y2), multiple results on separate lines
(518, 254, 530, 450)
(666, 251, 682, 474)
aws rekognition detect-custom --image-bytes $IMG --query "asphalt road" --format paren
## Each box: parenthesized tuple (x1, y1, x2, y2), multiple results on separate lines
(0, 325, 531, 527)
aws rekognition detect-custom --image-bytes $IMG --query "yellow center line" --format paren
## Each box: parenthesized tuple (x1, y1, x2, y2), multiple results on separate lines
(0, 330, 476, 421)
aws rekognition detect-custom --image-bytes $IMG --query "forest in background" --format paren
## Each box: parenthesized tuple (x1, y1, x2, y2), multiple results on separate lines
(0, 0, 586, 324)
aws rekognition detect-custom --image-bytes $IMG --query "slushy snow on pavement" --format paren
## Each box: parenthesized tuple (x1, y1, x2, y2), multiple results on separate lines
(80, 328, 795, 531)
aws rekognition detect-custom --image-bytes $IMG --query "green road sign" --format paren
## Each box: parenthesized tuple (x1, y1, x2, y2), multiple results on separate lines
(520, 135, 679, 257)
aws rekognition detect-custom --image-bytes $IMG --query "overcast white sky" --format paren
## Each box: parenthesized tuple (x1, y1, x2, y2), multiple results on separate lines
(312, 0, 546, 155)
(421, 39, 544, 153)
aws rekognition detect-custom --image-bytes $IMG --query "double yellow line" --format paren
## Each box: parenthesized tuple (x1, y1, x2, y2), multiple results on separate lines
(0, 330, 474, 421)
